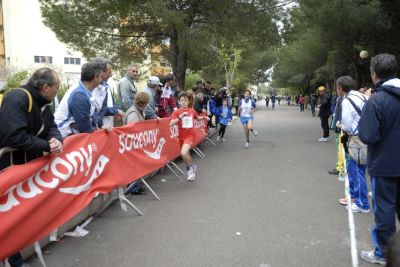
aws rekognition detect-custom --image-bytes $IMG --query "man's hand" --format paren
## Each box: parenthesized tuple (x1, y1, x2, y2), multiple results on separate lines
(116, 109, 124, 117)
(336, 121, 342, 128)
(102, 125, 113, 133)
(49, 138, 63, 154)
(364, 88, 373, 96)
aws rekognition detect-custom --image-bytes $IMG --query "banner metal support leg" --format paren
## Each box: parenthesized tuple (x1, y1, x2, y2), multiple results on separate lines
(193, 147, 205, 158)
(34, 241, 47, 267)
(140, 178, 160, 200)
(166, 162, 183, 180)
(206, 137, 217, 146)
(97, 188, 143, 216)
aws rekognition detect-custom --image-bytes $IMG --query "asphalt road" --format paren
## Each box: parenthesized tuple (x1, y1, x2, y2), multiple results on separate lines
(28, 101, 377, 267)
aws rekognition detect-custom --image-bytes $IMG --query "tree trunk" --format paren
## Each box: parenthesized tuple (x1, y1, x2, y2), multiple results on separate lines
(169, 27, 188, 90)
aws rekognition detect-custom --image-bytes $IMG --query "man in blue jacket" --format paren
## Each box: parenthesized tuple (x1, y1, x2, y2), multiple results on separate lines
(358, 53, 400, 265)
(55, 62, 103, 138)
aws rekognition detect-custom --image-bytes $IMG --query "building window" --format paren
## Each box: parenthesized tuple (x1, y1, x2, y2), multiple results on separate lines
(64, 57, 81, 65)
(34, 56, 52, 64)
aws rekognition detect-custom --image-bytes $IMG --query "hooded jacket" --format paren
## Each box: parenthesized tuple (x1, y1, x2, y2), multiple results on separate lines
(359, 78, 400, 177)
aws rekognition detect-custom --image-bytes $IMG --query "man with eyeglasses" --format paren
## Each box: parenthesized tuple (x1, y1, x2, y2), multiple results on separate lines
(118, 64, 138, 111)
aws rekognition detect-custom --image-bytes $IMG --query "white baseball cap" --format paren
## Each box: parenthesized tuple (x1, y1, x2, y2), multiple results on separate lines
(148, 76, 163, 86)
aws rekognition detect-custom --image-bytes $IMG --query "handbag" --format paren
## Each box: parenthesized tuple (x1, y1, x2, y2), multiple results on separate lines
(348, 135, 368, 165)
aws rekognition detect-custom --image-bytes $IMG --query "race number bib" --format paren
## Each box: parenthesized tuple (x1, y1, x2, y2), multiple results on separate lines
(182, 115, 193, 128)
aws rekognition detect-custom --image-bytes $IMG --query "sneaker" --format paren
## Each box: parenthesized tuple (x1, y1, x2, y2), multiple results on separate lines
(338, 197, 355, 206)
(244, 142, 249, 148)
(328, 169, 340, 175)
(221, 138, 226, 142)
(187, 165, 196, 181)
(217, 136, 221, 141)
(345, 203, 370, 213)
(318, 137, 329, 142)
(187, 168, 194, 181)
(360, 250, 386, 265)
(252, 129, 258, 136)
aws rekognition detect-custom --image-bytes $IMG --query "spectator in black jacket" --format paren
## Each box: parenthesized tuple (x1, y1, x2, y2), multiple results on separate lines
(0, 67, 63, 267)
(317, 86, 331, 142)
(359, 53, 400, 266)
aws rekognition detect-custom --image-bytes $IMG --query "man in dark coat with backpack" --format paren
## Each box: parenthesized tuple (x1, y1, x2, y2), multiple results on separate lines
(358, 53, 400, 266)
(0, 67, 63, 267)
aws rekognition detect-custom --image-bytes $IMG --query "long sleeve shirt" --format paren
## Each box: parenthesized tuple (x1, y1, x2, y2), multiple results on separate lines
(341, 91, 368, 135)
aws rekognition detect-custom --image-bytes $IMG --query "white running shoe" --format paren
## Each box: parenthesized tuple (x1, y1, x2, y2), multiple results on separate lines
(360, 250, 386, 265)
(346, 203, 370, 213)
(244, 142, 249, 148)
(252, 129, 258, 136)
(217, 136, 221, 141)
(318, 137, 329, 142)
(221, 138, 226, 142)
(189, 165, 197, 181)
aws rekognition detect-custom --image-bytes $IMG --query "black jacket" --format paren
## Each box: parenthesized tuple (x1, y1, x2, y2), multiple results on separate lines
(359, 78, 400, 177)
(318, 94, 331, 118)
(0, 86, 62, 170)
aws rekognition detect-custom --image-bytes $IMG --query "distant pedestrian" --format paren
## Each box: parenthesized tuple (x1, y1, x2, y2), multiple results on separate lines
(299, 95, 305, 112)
(317, 86, 331, 142)
(304, 94, 309, 109)
(310, 94, 317, 116)
(271, 94, 276, 109)
(233, 94, 240, 116)
(265, 96, 269, 108)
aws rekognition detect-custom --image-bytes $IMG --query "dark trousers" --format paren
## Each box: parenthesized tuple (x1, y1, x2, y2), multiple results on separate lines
(320, 116, 329, 138)
(8, 252, 24, 267)
(371, 176, 400, 258)
(208, 114, 215, 127)
(234, 106, 239, 116)
(218, 124, 227, 138)
(311, 105, 316, 116)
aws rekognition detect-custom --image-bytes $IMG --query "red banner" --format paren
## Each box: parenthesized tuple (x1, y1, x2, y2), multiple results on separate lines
(0, 118, 208, 260)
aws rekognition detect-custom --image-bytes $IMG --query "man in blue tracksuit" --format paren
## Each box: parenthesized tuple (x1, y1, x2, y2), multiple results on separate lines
(358, 53, 400, 265)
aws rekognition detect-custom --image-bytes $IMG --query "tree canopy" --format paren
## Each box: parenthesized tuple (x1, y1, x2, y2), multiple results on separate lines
(272, 0, 400, 94)
(40, 0, 282, 89)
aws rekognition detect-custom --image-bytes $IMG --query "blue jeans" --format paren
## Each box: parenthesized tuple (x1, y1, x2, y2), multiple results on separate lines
(371, 176, 400, 258)
(347, 158, 369, 210)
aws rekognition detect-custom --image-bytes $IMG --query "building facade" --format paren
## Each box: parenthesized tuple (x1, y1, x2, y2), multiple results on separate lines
(1, 0, 85, 87)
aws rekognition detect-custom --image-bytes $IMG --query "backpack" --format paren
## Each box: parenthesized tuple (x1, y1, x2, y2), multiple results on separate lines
(0, 88, 33, 112)
(345, 95, 368, 165)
